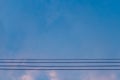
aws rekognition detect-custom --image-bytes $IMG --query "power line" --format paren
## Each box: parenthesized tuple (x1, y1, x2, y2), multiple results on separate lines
(0, 59, 120, 70)
(0, 65, 120, 67)
(0, 68, 120, 70)
(0, 61, 120, 63)
(0, 59, 120, 60)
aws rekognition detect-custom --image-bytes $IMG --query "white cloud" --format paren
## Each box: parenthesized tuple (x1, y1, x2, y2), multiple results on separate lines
(48, 71, 59, 80)
(20, 70, 40, 80)
(21, 75, 33, 80)
(80, 71, 117, 80)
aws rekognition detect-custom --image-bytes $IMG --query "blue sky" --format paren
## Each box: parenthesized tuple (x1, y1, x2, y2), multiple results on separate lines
(0, 0, 120, 80)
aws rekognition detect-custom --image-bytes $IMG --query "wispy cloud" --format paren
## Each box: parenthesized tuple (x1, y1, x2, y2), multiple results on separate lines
(19, 70, 40, 80)
(48, 71, 59, 80)
(80, 71, 117, 80)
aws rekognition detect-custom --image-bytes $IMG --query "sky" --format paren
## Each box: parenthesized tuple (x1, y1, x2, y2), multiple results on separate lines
(0, 0, 120, 80)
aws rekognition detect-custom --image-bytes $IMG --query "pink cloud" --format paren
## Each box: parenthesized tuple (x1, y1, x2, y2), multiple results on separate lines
(48, 71, 59, 80)
(80, 71, 117, 80)
(21, 75, 33, 80)
(20, 70, 40, 80)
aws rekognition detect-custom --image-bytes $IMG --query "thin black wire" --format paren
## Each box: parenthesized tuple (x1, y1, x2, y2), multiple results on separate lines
(0, 65, 120, 67)
(0, 61, 120, 63)
(0, 68, 120, 70)
(0, 59, 120, 70)
(0, 59, 120, 60)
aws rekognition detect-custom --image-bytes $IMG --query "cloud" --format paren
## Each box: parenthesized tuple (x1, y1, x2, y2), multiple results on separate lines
(80, 71, 117, 80)
(21, 74, 33, 80)
(48, 71, 59, 80)
(56, 71, 118, 80)
(20, 70, 40, 80)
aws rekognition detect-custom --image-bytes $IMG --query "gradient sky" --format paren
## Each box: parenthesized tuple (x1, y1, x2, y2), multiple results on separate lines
(0, 0, 120, 80)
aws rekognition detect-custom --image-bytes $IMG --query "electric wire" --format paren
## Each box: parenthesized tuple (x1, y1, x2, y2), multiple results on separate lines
(0, 59, 120, 70)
